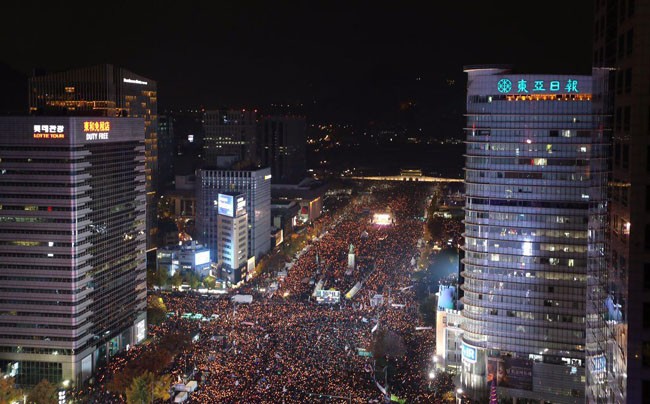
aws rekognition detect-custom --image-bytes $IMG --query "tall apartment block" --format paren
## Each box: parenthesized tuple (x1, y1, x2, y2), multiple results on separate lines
(196, 167, 271, 261)
(257, 115, 307, 184)
(202, 109, 257, 168)
(28, 64, 158, 250)
(460, 66, 609, 403)
(593, 0, 650, 402)
(0, 117, 147, 387)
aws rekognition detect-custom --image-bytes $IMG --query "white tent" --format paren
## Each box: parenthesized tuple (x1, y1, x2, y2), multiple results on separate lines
(186, 380, 198, 392)
(231, 294, 253, 304)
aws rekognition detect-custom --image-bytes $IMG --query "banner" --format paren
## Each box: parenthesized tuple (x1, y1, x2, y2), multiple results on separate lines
(487, 356, 533, 391)
(390, 394, 406, 403)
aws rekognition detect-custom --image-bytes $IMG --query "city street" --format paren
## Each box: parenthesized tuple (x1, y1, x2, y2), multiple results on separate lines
(79, 182, 460, 403)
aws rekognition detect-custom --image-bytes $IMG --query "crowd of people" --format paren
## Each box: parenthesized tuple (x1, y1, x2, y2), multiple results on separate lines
(79, 182, 459, 403)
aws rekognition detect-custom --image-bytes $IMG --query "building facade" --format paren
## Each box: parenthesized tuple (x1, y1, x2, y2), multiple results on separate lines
(202, 109, 257, 168)
(216, 193, 249, 281)
(0, 117, 147, 387)
(28, 64, 158, 250)
(156, 240, 211, 277)
(158, 114, 175, 193)
(196, 167, 271, 261)
(593, 0, 650, 402)
(271, 178, 327, 225)
(436, 309, 464, 375)
(257, 115, 307, 184)
(460, 66, 609, 403)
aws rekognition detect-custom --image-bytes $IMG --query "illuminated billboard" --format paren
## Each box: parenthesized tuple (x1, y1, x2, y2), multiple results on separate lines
(461, 342, 477, 363)
(487, 356, 533, 391)
(195, 250, 210, 266)
(218, 194, 234, 217)
(501, 357, 533, 390)
(83, 121, 111, 140)
(236, 196, 246, 217)
(33, 124, 65, 139)
(496, 77, 581, 94)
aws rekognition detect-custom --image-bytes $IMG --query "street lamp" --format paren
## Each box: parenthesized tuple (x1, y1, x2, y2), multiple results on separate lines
(456, 387, 463, 404)
(432, 355, 441, 375)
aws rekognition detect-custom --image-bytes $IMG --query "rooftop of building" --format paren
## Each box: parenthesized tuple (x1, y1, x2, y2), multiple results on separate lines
(159, 240, 208, 252)
(271, 178, 328, 200)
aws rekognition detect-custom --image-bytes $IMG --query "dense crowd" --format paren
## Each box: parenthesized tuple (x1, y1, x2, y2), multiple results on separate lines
(79, 183, 457, 403)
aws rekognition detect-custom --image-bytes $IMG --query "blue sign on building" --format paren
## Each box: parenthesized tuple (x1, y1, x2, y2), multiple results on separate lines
(462, 343, 477, 363)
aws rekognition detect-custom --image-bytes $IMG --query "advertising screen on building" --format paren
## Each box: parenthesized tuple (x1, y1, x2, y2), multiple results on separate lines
(195, 250, 210, 266)
(218, 193, 234, 217)
(488, 356, 533, 391)
(236, 196, 246, 217)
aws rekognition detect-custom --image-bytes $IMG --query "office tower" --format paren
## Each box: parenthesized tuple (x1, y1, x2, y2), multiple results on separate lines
(196, 167, 271, 261)
(216, 192, 249, 283)
(158, 114, 175, 193)
(28, 64, 158, 250)
(460, 66, 608, 403)
(593, 0, 650, 402)
(202, 109, 257, 168)
(257, 115, 307, 184)
(0, 117, 147, 387)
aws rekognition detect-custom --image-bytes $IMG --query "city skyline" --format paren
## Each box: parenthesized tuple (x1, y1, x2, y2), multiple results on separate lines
(2, 1, 648, 403)
(1, 1, 594, 127)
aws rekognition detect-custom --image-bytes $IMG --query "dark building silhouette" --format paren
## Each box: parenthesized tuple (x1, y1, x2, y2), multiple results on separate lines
(0, 63, 27, 115)
(158, 114, 175, 193)
(593, 0, 650, 402)
(202, 109, 257, 168)
(257, 115, 307, 184)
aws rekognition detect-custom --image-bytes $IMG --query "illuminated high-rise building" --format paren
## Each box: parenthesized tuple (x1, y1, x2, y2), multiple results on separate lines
(196, 167, 271, 262)
(216, 192, 249, 284)
(592, 0, 650, 402)
(460, 66, 609, 403)
(0, 117, 147, 387)
(28, 64, 158, 250)
(202, 109, 257, 168)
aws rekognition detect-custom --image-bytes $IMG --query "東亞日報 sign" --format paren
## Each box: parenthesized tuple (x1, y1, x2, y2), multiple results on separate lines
(497, 78, 580, 94)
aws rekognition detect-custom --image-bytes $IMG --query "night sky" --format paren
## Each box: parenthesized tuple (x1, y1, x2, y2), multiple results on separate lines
(1, 1, 594, 125)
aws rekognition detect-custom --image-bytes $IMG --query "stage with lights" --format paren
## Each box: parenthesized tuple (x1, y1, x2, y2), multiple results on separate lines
(372, 212, 393, 226)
